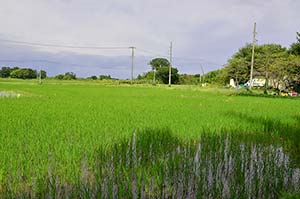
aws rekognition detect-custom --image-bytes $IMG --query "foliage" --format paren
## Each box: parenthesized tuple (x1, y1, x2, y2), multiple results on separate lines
(223, 43, 289, 87)
(55, 74, 64, 80)
(0, 67, 47, 79)
(288, 32, 300, 56)
(203, 69, 223, 84)
(156, 66, 179, 84)
(149, 58, 170, 71)
(55, 72, 76, 80)
(0, 67, 19, 78)
(87, 75, 97, 80)
(137, 71, 157, 82)
(289, 43, 300, 56)
(178, 74, 199, 85)
(138, 58, 179, 84)
(10, 68, 37, 79)
(38, 70, 47, 79)
(99, 74, 112, 80)
(63, 72, 76, 80)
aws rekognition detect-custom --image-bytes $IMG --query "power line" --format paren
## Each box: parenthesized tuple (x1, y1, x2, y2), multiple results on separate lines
(137, 48, 169, 57)
(173, 57, 223, 66)
(0, 39, 131, 50)
(0, 59, 128, 69)
(0, 39, 222, 66)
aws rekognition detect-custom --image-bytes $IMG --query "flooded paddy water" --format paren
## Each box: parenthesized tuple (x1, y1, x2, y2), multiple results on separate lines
(2, 131, 299, 199)
(0, 91, 21, 98)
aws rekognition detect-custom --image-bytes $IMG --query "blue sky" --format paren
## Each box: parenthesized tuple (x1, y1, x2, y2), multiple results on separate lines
(0, 0, 299, 78)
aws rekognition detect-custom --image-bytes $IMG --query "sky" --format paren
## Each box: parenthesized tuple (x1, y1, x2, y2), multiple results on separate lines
(0, 0, 299, 78)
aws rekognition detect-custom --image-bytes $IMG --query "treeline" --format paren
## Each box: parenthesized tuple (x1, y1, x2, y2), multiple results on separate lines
(55, 72, 77, 80)
(0, 67, 47, 79)
(54, 73, 115, 80)
(137, 58, 180, 84)
(138, 32, 300, 89)
(211, 32, 300, 91)
(137, 58, 219, 85)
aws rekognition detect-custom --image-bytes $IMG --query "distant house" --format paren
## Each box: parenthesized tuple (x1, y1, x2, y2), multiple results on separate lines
(251, 78, 266, 87)
(230, 78, 266, 88)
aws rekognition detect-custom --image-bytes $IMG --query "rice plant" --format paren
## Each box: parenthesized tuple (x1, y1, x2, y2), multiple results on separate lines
(0, 79, 300, 198)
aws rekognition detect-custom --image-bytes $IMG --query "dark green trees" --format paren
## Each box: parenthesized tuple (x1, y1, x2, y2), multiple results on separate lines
(288, 32, 300, 56)
(55, 72, 76, 80)
(148, 58, 179, 84)
(0, 67, 20, 78)
(149, 58, 170, 70)
(0, 67, 47, 79)
(223, 44, 287, 85)
(156, 66, 179, 84)
(10, 68, 37, 79)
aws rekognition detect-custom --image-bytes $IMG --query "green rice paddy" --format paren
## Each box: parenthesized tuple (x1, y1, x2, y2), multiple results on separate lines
(0, 79, 299, 198)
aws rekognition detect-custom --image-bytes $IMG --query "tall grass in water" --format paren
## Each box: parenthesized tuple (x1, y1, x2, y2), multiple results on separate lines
(1, 129, 299, 199)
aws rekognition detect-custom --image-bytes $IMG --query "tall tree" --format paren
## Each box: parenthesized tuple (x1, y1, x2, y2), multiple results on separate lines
(10, 68, 37, 79)
(224, 44, 287, 85)
(0, 67, 12, 78)
(156, 66, 179, 84)
(149, 58, 170, 71)
(257, 44, 287, 91)
(288, 32, 300, 56)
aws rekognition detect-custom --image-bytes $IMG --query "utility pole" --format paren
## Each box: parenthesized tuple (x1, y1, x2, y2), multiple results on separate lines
(38, 66, 42, 84)
(168, 42, 173, 87)
(153, 65, 159, 85)
(250, 22, 257, 90)
(199, 73, 202, 83)
(200, 65, 205, 84)
(129, 47, 135, 84)
(153, 68, 156, 84)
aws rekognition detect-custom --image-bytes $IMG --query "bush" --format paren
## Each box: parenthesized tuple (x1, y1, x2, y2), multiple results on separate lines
(0, 67, 19, 78)
(10, 68, 37, 79)
(55, 72, 76, 80)
(156, 66, 179, 84)
(90, 76, 97, 80)
(63, 72, 76, 80)
(99, 75, 112, 80)
(55, 74, 64, 80)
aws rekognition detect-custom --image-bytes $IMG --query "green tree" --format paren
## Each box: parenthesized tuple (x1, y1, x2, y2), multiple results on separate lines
(257, 44, 287, 91)
(63, 72, 76, 80)
(289, 43, 300, 56)
(178, 74, 199, 85)
(285, 55, 300, 80)
(226, 57, 249, 85)
(99, 75, 112, 80)
(149, 58, 170, 71)
(224, 44, 287, 85)
(266, 55, 300, 91)
(0, 67, 12, 78)
(137, 71, 154, 81)
(0, 67, 19, 78)
(37, 70, 47, 79)
(156, 66, 179, 84)
(288, 32, 300, 56)
(55, 74, 64, 80)
(41, 70, 47, 79)
(203, 70, 222, 84)
(10, 68, 37, 79)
